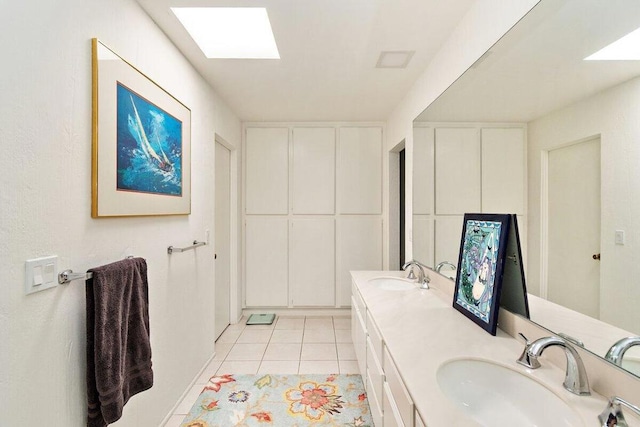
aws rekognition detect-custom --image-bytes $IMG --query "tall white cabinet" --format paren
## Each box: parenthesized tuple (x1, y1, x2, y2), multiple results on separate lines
(244, 125, 384, 308)
(413, 124, 526, 267)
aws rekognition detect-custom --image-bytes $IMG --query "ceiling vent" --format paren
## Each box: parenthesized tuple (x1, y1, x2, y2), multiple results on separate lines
(376, 51, 415, 69)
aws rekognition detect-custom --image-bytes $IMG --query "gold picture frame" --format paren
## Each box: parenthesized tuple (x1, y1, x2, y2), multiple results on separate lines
(91, 38, 191, 217)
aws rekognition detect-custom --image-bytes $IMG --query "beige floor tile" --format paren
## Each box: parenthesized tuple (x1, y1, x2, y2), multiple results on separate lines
(216, 328, 242, 344)
(195, 359, 223, 384)
(334, 329, 353, 343)
(337, 343, 357, 360)
(226, 343, 267, 361)
(298, 360, 340, 374)
(216, 360, 261, 375)
(275, 317, 305, 330)
(304, 318, 334, 330)
(258, 360, 300, 374)
(213, 343, 233, 361)
(303, 328, 336, 343)
(333, 317, 352, 330)
(270, 329, 304, 343)
(174, 384, 204, 414)
(301, 343, 338, 361)
(338, 360, 360, 374)
(263, 343, 302, 361)
(236, 329, 273, 344)
(164, 414, 187, 427)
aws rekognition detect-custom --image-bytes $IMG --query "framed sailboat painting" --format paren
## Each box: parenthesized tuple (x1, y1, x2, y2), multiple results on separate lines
(91, 38, 191, 217)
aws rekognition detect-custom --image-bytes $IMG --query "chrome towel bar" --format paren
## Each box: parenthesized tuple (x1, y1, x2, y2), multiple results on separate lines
(58, 256, 135, 284)
(167, 240, 206, 255)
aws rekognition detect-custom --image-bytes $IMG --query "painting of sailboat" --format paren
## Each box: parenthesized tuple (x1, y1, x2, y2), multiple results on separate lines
(116, 83, 182, 196)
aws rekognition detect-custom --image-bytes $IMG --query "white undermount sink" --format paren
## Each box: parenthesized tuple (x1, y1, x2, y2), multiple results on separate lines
(437, 358, 583, 426)
(367, 276, 416, 291)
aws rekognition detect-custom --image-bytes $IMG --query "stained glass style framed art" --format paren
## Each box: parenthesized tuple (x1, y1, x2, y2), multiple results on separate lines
(453, 213, 511, 335)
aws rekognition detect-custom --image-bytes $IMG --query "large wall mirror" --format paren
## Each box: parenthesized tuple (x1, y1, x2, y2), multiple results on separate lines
(412, 0, 640, 378)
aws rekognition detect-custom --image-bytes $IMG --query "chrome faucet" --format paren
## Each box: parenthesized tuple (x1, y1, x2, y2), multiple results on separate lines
(605, 336, 640, 367)
(401, 260, 430, 290)
(435, 261, 456, 273)
(516, 334, 590, 396)
(599, 396, 640, 427)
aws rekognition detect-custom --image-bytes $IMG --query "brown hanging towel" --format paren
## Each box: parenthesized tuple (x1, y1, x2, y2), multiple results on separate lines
(85, 257, 153, 427)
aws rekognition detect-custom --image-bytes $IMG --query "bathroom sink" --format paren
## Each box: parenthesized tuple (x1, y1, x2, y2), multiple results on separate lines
(437, 359, 582, 426)
(367, 277, 416, 291)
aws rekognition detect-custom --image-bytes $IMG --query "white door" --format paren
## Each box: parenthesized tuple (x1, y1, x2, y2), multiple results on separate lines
(215, 142, 231, 339)
(547, 137, 600, 318)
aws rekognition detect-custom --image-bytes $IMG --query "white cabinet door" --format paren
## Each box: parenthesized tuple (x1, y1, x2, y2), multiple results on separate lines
(412, 217, 434, 267)
(246, 127, 289, 214)
(435, 216, 463, 268)
(290, 219, 335, 306)
(336, 217, 383, 307)
(245, 217, 288, 307)
(413, 126, 434, 215)
(292, 128, 335, 214)
(434, 128, 481, 214)
(338, 127, 382, 214)
(481, 127, 525, 214)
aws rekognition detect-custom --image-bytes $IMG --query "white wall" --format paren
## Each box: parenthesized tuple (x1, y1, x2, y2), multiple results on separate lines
(528, 75, 640, 334)
(0, 0, 241, 425)
(383, 0, 539, 263)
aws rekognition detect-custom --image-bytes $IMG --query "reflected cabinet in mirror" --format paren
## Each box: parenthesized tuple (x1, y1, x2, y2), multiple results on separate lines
(411, 0, 640, 377)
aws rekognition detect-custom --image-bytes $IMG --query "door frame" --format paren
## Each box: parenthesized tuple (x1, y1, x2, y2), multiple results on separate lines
(215, 133, 241, 324)
(539, 133, 601, 299)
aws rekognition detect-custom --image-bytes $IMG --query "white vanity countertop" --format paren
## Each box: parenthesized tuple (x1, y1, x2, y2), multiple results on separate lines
(351, 270, 609, 426)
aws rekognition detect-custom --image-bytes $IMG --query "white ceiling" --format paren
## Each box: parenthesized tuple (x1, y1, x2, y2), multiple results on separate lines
(135, 0, 475, 122)
(416, 0, 640, 123)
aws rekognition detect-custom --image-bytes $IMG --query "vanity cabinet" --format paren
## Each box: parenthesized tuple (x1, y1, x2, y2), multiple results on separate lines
(352, 279, 419, 427)
(245, 125, 383, 308)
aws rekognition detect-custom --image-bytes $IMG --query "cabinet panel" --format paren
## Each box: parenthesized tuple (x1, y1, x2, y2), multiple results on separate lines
(384, 347, 414, 427)
(245, 217, 288, 306)
(413, 126, 434, 215)
(292, 128, 336, 214)
(245, 128, 289, 214)
(412, 216, 434, 267)
(434, 127, 481, 214)
(434, 216, 464, 268)
(481, 127, 525, 214)
(290, 219, 335, 306)
(352, 299, 367, 376)
(383, 382, 405, 427)
(336, 217, 383, 306)
(338, 127, 382, 214)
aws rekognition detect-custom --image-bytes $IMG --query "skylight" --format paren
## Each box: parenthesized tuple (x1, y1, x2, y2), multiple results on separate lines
(585, 27, 640, 60)
(171, 7, 280, 59)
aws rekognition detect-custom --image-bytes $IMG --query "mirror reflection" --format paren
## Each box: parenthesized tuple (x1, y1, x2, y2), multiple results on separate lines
(412, 0, 640, 377)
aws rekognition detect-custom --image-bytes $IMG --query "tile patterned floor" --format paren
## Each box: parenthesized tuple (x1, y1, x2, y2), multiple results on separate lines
(164, 315, 356, 426)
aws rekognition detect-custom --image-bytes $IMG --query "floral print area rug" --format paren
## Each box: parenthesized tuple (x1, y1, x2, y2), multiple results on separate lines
(181, 374, 373, 427)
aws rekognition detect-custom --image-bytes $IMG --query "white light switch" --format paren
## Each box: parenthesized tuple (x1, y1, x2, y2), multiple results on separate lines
(25, 256, 59, 295)
(615, 230, 625, 245)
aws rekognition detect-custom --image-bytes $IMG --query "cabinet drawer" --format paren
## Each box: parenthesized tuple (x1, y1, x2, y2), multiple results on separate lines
(366, 314, 384, 363)
(366, 370, 384, 427)
(415, 408, 426, 427)
(383, 347, 414, 427)
(353, 300, 367, 376)
(383, 381, 405, 427)
(352, 282, 366, 315)
(366, 337, 384, 404)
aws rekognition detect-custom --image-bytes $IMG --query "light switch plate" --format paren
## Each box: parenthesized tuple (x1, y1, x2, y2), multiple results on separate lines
(25, 256, 59, 295)
(615, 230, 625, 245)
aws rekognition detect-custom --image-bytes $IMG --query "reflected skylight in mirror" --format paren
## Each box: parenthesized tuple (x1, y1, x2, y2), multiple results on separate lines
(171, 7, 280, 59)
(585, 26, 640, 60)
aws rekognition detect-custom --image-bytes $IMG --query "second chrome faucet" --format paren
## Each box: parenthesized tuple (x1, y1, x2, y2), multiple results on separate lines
(517, 334, 591, 396)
